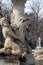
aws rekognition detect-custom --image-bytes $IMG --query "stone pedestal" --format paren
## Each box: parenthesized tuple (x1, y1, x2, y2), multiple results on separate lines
(0, 60, 20, 65)
(11, 0, 26, 27)
(33, 48, 43, 65)
(35, 59, 43, 65)
(0, 55, 20, 65)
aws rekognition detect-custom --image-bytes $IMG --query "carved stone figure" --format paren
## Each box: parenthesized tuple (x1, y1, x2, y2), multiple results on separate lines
(0, 17, 19, 39)
(0, 17, 21, 55)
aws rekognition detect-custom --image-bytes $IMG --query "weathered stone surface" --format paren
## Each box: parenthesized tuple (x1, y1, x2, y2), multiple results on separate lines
(19, 21, 27, 43)
(12, 0, 26, 5)
(20, 54, 35, 65)
(26, 54, 35, 65)
(33, 44, 43, 65)
(0, 55, 20, 65)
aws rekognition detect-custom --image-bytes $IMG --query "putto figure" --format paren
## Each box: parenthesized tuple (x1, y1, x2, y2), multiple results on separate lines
(0, 17, 21, 55)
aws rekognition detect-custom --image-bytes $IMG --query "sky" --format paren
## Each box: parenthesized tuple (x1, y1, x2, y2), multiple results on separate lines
(24, 0, 43, 19)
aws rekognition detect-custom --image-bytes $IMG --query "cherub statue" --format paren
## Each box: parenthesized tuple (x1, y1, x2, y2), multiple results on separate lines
(0, 17, 21, 55)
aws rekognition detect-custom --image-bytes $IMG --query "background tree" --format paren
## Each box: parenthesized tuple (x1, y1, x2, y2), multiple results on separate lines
(24, 0, 43, 47)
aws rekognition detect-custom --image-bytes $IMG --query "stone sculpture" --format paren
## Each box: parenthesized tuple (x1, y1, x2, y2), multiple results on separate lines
(0, 17, 21, 55)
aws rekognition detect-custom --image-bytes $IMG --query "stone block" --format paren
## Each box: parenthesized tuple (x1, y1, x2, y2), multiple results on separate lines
(0, 56, 20, 65)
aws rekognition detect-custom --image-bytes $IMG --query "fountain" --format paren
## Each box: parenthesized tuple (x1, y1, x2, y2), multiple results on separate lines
(33, 37, 43, 65)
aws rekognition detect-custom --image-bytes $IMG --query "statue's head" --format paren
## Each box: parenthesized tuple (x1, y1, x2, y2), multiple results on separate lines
(0, 17, 8, 26)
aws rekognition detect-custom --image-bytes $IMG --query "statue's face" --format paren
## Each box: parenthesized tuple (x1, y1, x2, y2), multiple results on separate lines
(0, 17, 8, 26)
